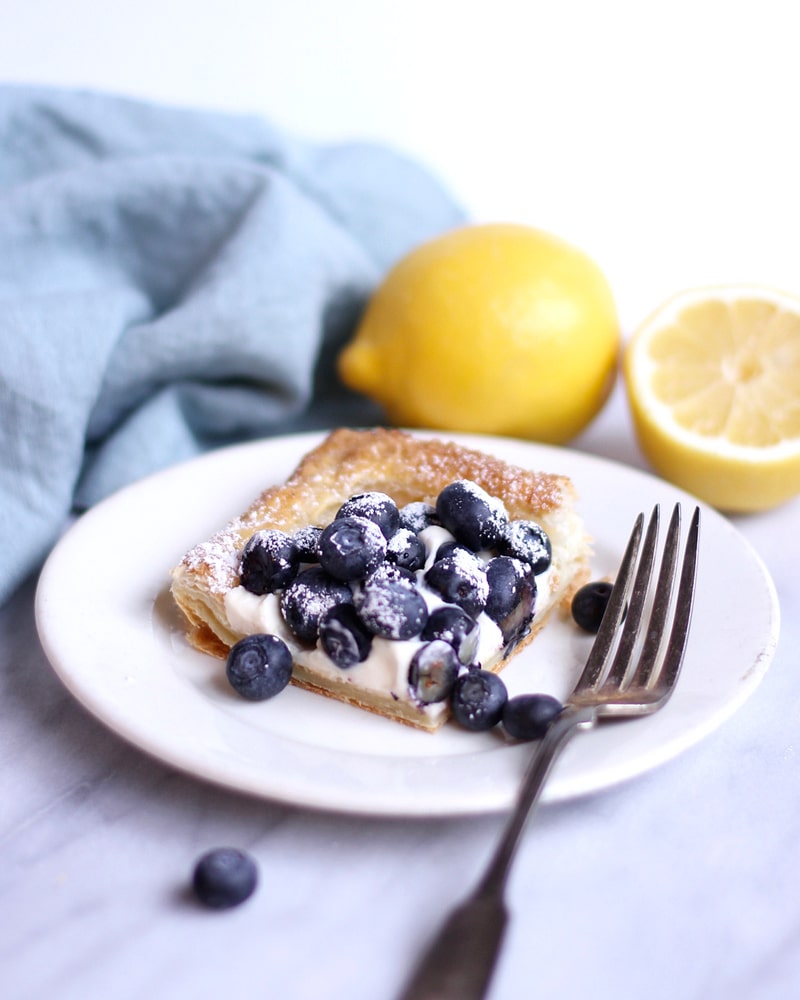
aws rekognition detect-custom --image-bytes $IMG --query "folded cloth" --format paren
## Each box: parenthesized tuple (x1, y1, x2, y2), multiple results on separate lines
(0, 85, 465, 605)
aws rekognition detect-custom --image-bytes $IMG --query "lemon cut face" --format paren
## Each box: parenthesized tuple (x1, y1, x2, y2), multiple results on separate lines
(624, 286, 800, 512)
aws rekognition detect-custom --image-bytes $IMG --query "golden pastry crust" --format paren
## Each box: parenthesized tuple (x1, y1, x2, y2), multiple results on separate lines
(171, 428, 591, 730)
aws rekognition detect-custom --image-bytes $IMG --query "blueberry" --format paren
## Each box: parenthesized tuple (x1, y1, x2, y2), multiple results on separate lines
(501, 520, 552, 575)
(485, 556, 528, 622)
(502, 693, 563, 740)
(398, 501, 439, 534)
(386, 528, 427, 572)
(499, 591, 537, 652)
(435, 539, 469, 562)
(420, 605, 479, 664)
(435, 480, 508, 551)
(318, 516, 387, 581)
(225, 634, 293, 700)
(354, 565, 428, 640)
(319, 603, 373, 668)
(450, 669, 508, 731)
(280, 567, 353, 643)
(373, 562, 417, 584)
(239, 529, 299, 595)
(192, 847, 258, 909)
(292, 525, 323, 563)
(424, 549, 489, 618)
(336, 492, 400, 539)
(571, 580, 614, 633)
(485, 556, 537, 646)
(408, 640, 460, 704)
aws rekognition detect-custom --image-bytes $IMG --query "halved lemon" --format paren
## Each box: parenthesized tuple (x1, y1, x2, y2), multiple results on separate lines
(624, 285, 800, 512)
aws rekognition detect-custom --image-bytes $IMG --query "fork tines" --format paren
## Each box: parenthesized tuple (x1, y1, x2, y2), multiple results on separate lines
(578, 503, 700, 707)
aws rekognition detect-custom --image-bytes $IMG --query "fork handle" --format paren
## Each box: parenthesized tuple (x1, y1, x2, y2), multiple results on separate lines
(397, 706, 596, 1000)
(396, 891, 509, 1000)
(475, 704, 597, 898)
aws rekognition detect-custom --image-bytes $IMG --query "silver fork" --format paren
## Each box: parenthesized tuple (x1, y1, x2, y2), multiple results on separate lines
(398, 502, 701, 1000)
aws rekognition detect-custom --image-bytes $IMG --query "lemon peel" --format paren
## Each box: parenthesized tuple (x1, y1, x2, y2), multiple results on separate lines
(338, 223, 620, 444)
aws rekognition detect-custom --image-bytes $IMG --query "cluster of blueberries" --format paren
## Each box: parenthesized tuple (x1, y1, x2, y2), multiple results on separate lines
(224, 479, 574, 738)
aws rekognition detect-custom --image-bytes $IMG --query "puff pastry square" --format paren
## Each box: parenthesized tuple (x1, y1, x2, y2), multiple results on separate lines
(171, 428, 590, 730)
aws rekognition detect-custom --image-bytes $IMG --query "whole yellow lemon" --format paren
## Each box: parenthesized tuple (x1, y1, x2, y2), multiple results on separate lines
(338, 223, 620, 443)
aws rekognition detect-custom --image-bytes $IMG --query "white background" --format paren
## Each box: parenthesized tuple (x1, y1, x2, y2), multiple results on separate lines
(3, 0, 799, 334)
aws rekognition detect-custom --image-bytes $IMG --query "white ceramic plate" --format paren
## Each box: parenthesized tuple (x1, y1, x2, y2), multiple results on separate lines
(35, 431, 780, 817)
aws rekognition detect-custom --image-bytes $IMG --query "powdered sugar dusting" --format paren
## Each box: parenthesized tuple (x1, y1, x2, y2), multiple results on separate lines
(181, 525, 243, 594)
(398, 501, 438, 533)
(280, 568, 352, 641)
(354, 573, 427, 641)
(449, 547, 490, 596)
(338, 492, 392, 518)
(460, 479, 508, 534)
(426, 547, 490, 609)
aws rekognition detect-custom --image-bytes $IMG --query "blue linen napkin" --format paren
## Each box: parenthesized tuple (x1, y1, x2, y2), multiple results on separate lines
(0, 85, 465, 605)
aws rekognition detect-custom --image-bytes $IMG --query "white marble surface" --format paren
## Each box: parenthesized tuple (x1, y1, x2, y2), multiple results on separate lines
(2, 3, 800, 998)
(4, 385, 798, 1000)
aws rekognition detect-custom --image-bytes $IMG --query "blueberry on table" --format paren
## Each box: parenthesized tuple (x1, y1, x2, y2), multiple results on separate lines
(435, 480, 508, 550)
(239, 529, 299, 594)
(408, 640, 460, 704)
(336, 491, 400, 539)
(502, 693, 563, 740)
(420, 605, 479, 664)
(192, 847, 258, 909)
(386, 527, 427, 572)
(501, 520, 552, 575)
(319, 603, 373, 668)
(424, 548, 489, 618)
(450, 669, 508, 731)
(226, 634, 293, 700)
(354, 565, 428, 640)
(571, 580, 614, 633)
(318, 516, 387, 581)
(280, 567, 353, 643)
